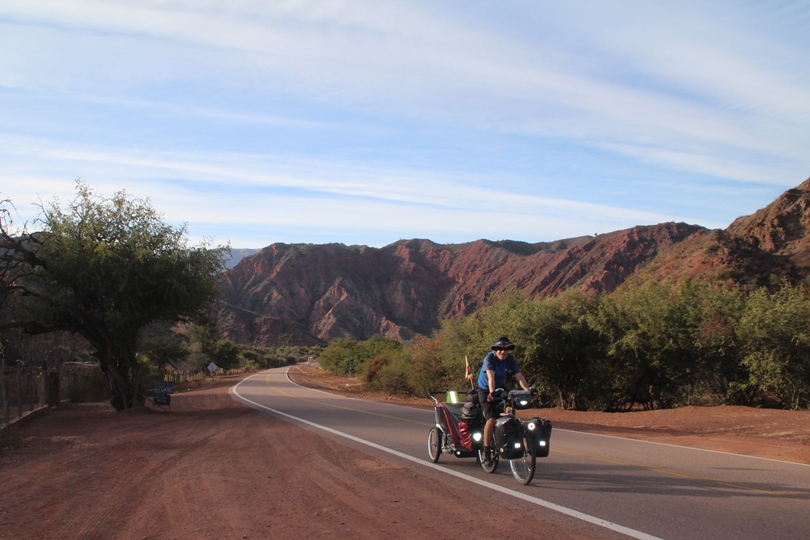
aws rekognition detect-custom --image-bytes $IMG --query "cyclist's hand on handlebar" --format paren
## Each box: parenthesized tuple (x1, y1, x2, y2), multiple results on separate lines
(529, 386, 538, 396)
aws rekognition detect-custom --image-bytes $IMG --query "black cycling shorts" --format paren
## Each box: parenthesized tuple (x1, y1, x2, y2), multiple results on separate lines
(477, 388, 497, 420)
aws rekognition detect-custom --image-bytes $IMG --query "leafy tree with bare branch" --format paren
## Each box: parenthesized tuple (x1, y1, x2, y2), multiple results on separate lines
(0, 181, 228, 411)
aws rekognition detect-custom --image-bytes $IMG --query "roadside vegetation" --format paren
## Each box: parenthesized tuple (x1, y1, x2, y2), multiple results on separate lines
(6, 324, 325, 406)
(318, 281, 810, 411)
(4, 182, 809, 414)
(0, 181, 319, 412)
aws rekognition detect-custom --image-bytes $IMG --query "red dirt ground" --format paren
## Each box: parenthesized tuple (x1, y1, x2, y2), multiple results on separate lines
(1, 366, 809, 539)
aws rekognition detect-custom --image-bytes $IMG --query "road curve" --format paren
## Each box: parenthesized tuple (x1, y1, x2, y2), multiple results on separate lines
(232, 368, 810, 540)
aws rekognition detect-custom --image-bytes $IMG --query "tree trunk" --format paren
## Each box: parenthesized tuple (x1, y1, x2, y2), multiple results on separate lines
(103, 363, 132, 411)
(47, 372, 60, 407)
(99, 353, 144, 412)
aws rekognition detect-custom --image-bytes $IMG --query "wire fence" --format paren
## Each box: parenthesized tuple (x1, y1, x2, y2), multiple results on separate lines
(161, 366, 251, 384)
(0, 361, 83, 429)
(1, 362, 254, 428)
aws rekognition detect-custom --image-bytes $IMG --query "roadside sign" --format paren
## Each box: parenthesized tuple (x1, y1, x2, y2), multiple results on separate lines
(153, 381, 173, 407)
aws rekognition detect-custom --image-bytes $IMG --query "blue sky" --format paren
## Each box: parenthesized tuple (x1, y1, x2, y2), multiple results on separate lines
(2, 1, 809, 249)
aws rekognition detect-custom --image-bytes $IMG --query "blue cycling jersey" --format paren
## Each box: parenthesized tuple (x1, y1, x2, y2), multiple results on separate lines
(477, 351, 520, 391)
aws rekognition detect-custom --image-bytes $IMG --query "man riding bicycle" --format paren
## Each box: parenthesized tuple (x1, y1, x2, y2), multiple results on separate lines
(476, 336, 532, 465)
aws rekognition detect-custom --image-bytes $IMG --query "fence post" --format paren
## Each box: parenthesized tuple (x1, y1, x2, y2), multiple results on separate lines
(1, 367, 8, 425)
(17, 360, 22, 420)
(27, 365, 34, 412)
(40, 361, 47, 407)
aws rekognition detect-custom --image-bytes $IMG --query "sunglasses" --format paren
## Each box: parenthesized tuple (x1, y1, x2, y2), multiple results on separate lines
(493, 347, 511, 351)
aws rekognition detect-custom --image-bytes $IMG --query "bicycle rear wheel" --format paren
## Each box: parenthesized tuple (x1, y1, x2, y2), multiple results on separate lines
(478, 448, 499, 473)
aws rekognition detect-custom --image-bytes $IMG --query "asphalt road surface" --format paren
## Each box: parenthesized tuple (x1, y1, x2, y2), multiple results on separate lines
(232, 368, 810, 540)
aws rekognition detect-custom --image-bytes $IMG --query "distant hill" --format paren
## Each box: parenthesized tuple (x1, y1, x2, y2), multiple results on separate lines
(226, 248, 259, 269)
(214, 176, 810, 346)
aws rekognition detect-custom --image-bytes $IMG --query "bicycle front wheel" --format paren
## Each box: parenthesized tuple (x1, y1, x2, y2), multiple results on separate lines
(509, 434, 536, 485)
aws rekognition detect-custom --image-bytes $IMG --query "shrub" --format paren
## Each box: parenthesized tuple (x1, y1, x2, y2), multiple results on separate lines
(0, 431, 24, 456)
(68, 366, 111, 403)
(369, 349, 415, 394)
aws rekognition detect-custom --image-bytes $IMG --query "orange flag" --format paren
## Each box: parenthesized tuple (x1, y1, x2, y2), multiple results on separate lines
(465, 356, 474, 381)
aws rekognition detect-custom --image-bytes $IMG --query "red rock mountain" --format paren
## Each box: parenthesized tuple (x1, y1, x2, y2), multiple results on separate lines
(216, 223, 701, 345)
(634, 177, 810, 288)
(216, 177, 810, 346)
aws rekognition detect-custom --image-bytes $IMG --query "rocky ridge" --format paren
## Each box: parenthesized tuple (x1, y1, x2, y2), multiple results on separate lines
(216, 177, 810, 346)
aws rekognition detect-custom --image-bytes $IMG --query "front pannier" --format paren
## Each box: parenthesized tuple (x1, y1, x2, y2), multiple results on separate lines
(527, 417, 552, 458)
(494, 416, 524, 460)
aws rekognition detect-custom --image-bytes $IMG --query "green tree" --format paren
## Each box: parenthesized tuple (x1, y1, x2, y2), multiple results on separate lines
(592, 282, 698, 410)
(684, 282, 747, 405)
(318, 338, 360, 374)
(318, 335, 404, 379)
(520, 289, 608, 410)
(0, 182, 228, 410)
(738, 285, 810, 409)
(211, 339, 241, 371)
(429, 307, 491, 392)
(408, 337, 451, 396)
(188, 321, 219, 360)
(365, 346, 414, 394)
(140, 334, 190, 370)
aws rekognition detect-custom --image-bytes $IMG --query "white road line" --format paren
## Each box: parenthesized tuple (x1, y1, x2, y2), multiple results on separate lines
(285, 368, 810, 469)
(553, 427, 810, 468)
(232, 370, 662, 540)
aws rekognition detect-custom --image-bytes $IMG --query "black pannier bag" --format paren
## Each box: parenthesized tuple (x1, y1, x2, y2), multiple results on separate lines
(461, 401, 480, 425)
(508, 390, 532, 409)
(527, 417, 552, 458)
(494, 416, 524, 460)
(466, 388, 479, 404)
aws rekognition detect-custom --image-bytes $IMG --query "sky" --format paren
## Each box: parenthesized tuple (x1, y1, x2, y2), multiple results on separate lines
(2, 1, 809, 249)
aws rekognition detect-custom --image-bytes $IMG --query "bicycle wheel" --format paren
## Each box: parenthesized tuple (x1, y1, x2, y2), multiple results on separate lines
(427, 427, 442, 463)
(509, 434, 536, 485)
(478, 448, 499, 473)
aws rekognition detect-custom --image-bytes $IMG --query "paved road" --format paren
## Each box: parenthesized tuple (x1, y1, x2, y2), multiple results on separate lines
(232, 368, 810, 540)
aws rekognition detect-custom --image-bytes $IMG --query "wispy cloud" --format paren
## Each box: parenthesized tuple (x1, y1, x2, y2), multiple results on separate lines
(1, 1, 808, 247)
(1, 135, 674, 245)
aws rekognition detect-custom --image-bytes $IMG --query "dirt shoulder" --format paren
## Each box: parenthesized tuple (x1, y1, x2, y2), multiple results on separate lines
(0, 372, 590, 540)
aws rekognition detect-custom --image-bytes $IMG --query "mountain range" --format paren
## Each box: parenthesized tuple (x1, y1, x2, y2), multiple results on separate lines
(215, 177, 810, 346)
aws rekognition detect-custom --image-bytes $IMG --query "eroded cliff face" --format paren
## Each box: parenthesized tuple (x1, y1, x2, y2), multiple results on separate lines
(214, 177, 810, 346)
(634, 177, 810, 288)
(216, 223, 704, 345)
(726, 177, 810, 270)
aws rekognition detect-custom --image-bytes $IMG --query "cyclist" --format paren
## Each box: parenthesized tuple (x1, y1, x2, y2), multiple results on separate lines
(476, 336, 532, 465)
